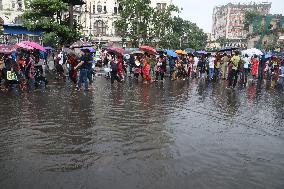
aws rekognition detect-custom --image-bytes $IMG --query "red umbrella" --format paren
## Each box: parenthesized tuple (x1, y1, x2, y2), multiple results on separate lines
(139, 45, 157, 55)
(105, 47, 124, 55)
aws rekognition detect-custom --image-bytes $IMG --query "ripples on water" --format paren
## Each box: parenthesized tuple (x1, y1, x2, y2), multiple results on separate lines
(0, 78, 284, 189)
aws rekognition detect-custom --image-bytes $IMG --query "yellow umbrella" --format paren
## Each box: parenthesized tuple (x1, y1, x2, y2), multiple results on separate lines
(175, 50, 187, 55)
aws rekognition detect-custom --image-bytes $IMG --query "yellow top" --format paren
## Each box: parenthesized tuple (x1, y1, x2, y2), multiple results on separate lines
(230, 55, 240, 70)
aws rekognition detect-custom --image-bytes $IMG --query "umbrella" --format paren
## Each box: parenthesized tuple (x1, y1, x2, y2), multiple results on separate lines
(241, 48, 263, 57)
(219, 46, 238, 52)
(105, 47, 124, 55)
(16, 42, 34, 50)
(139, 45, 157, 55)
(165, 50, 178, 57)
(130, 50, 144, 55)
(124, 54, 130, 60)
(0, 45, 17, 54)
(156, 48, 164, 53)
(81, 47, 95, 53)
(124, 48, 139, 54)
(175, 50, 187, 55)
(184, 48, 195, 54)
(265, 54, 272, 59)
(44, 46, 54, 50)
(196, 50, 207, 55)
(21, 41, 46, 52)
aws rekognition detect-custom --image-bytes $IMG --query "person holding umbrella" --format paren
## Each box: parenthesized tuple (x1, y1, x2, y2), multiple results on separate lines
(109, 54, 121, 84)
(74, 49, 90, 91)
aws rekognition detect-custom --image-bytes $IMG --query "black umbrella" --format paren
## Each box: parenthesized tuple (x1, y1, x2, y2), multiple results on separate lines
(219, 46, 238, 52)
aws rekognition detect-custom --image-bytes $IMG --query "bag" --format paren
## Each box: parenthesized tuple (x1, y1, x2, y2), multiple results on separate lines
(7, 71, 18, 81)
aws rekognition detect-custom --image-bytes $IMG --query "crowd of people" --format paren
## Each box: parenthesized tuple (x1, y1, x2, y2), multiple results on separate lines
(0, 49, 48, 91)
(100, 50, 284, 90)
(0, 47, 284, 92)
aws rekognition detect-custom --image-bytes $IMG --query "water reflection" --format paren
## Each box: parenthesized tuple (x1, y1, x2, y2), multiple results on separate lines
(0, 78, 284, 188)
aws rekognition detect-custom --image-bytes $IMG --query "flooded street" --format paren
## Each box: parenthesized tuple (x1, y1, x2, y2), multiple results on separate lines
(0, 78, 284, 189)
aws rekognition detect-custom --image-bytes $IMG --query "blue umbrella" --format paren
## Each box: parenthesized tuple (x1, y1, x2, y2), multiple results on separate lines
(165, 50, 178, 57)
(81, 47, 95, 53)
(265, 54, 272, 59)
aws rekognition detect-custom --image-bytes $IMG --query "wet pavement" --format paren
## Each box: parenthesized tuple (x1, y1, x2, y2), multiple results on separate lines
(0, 78, 284, 189)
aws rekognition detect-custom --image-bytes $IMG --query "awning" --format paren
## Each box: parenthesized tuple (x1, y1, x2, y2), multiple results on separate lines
(3, 24, 43, 36)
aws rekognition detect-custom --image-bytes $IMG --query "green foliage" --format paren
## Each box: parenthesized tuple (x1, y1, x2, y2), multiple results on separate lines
(115, 0, 207, 50)
(42, 32, 60, 47)
(23, 0, 81, 46)
(244, 11, 262, 30)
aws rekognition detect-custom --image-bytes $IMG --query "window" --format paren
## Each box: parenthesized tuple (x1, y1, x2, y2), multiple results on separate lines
(114, 7, 118, 15)
(94, 20, 107, 36)
(93, 5, 96, 13)
(104, 6, 107, 13)
(17, 0, 22, 10)
(12, 1, 16, 9)
(156, 3, 166, 10)
(85, 4, 87, 12)
(97, 5, 102, 13)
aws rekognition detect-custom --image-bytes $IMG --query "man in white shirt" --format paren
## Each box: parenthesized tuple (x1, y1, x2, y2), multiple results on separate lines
(242, 54, 250, 85)
(208, 54, 215, 80)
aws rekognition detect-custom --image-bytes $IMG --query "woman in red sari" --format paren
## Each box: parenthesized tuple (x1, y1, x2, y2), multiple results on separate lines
(251, 55, 259, 79)
(143, 54, 151, 84)
(117, 55, 124, 81)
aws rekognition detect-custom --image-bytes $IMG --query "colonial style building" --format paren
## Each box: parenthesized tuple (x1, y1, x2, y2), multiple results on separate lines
(0, 0, 172, 45)
(0, 0, 25, 24)
(212, 2, 271, 47)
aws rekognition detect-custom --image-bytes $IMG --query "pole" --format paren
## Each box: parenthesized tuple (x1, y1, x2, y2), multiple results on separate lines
(69, 3, 74, 28)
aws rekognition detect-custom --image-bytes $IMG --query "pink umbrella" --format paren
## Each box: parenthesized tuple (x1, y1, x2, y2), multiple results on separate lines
(21, 41, 46, 52)
(16, 42, 34, 50)
(0, 45, 17, 54)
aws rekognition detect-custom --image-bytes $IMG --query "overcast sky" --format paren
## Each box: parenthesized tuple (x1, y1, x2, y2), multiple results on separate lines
(172, 0, 284, 33)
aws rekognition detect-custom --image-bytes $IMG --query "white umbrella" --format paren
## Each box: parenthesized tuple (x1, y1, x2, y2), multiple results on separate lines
(242, 48, 263, 57)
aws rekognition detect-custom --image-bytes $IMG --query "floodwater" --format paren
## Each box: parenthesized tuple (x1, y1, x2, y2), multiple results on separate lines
(0, 78, 284, 189)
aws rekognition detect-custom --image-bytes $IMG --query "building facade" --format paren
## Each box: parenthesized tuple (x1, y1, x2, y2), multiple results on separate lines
(0, 0, 25, 24)
(71, 0, 172, 44)
(0, 0, 172, 45)
(212, 2, 271, 47)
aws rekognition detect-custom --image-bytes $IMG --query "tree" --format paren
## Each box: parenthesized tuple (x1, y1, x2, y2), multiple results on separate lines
(115, 0, 207, 50)
(115, 0, 154, 47)
(23, 0, 82, 46)
(244, 11, 262, 30)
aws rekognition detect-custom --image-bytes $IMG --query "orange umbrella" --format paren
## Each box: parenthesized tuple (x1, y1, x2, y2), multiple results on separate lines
(175, 50, 187, 55)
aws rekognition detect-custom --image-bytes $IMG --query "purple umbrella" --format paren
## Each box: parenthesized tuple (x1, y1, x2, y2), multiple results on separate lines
(196, 50, 207, 55)
(80, 47, 95, 53)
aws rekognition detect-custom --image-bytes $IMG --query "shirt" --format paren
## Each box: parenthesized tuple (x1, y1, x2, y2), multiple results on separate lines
(242, 57, 250, 69)
(209, 57, 215, 69)
(231, 55, 241, 70)
(79, 55, 89, 69)
(222, 56, 230, 64)
(194, 57, 199, 66)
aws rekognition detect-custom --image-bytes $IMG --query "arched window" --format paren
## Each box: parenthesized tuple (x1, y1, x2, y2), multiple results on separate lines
(94, 20, 107, 36)
(97, 2, 102, 13)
